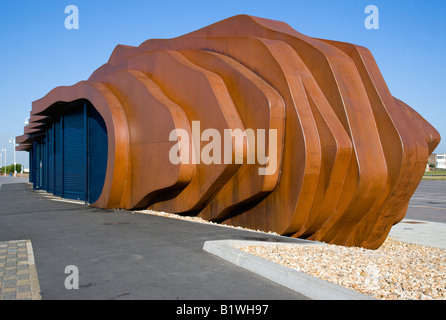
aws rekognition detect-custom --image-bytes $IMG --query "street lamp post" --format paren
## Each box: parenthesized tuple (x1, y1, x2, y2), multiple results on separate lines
(9, 138, 16, 177)
(1, 148, 6, 176)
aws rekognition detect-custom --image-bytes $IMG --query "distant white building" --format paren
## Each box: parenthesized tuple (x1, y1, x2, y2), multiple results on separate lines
(436, 154, 446, 169)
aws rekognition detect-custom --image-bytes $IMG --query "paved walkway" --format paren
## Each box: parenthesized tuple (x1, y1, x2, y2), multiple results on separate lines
(0, 240, 41, 300)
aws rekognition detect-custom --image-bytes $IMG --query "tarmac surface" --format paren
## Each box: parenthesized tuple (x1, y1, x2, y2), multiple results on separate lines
(0, 177, 309, 300)
(404, 180, 446, 223)
(0, 177, 445, 300)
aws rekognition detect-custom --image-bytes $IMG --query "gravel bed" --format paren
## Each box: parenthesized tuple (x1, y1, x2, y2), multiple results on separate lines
(239, 239, 446, 300)
(137, 209, 280, 234)
(137, 209, 446, 300)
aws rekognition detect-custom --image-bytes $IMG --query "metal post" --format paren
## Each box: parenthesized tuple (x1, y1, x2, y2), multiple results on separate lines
(9, 138, 16, 177)
(1, 148, 6, 176)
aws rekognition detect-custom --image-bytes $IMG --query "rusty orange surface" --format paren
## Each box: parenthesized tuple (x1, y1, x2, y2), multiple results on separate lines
(16, 15, 440, 249)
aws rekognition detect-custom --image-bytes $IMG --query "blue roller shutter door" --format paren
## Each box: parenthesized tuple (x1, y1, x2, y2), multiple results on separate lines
(42, 133, 47, 191)
(54, 119, 63, 196)
(63, 106, 87, 201)
(36, 141, 42, 189)
(29, 102, 107, 203)
(47, 125, 55, 194)
(88, 106, 108, 204)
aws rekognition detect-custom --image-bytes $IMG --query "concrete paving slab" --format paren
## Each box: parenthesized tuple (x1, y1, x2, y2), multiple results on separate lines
(389, 219, 446, 250)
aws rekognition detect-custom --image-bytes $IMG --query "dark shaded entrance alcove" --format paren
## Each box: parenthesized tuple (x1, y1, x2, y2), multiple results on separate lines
(30, 100, 108, 204)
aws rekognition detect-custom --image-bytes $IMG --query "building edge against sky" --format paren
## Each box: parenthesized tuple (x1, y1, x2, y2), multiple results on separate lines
(2, 2, 445, 168)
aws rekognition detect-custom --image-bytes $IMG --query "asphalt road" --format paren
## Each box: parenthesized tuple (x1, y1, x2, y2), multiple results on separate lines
(405, 180, 446, 223)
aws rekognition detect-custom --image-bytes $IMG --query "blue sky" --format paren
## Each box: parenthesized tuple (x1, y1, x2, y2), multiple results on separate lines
(0, 0, 445, 167)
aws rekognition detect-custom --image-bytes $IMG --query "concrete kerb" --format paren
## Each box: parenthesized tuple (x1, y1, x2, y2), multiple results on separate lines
(203, 240, 375, 300)
(25, 240, 42, 300)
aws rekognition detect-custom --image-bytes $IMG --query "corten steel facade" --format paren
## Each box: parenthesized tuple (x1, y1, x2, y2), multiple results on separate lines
(16, 15, 440, 249)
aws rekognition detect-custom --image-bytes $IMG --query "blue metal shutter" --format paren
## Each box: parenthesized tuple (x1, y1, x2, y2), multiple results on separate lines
(42, 135, 47, 191)
(36, 141, 42, 189)
(54, 119, 63, 196)
(63, 106, 87, 201)
(47, 125, 55, 194)
(88, 106, 108, 204)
